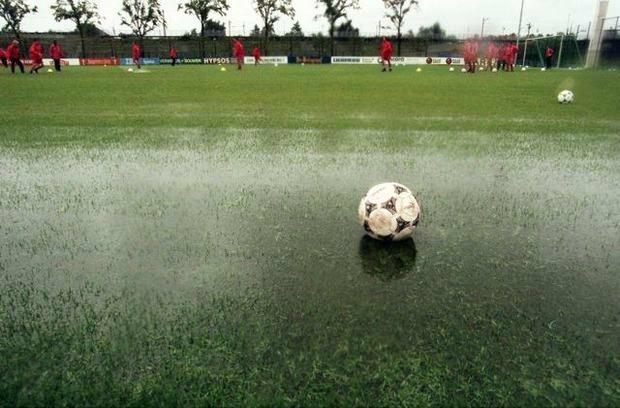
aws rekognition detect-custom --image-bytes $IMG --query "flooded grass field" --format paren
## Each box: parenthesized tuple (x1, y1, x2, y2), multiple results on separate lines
(1, 66, 619, 406)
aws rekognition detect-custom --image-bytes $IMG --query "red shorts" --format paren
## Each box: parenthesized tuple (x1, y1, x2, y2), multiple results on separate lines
(32, 58, 43, 65)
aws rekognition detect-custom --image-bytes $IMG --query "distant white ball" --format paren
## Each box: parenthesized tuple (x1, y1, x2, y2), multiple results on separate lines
(557, 90, 574, 104)
(521, 67, 527, 71)
(128, 68, 134, 73)
(220, 67, 226, 72)
(479, 66, 485, 71)
(47, 69, 53, 73)
(416, 67, 422, 72)
(492, 68, 498, 72)
(461, 68, 467, 73)
(358, 183, 421, 242)
(541, 67, 546, 72)
(449, 67, 455, 72)
(274, 63, 279, 67)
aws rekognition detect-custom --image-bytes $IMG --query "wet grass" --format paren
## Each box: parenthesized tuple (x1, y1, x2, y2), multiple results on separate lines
(1, 66, 619, 406)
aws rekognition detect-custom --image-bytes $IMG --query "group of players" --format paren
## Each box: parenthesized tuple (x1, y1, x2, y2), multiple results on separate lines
(4, 36, 552, 74)
(0, 38, 64, 74)
(464, 41, 520, 73)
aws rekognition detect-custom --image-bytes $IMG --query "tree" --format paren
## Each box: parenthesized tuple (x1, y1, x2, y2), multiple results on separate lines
(335, 20, 358, 38)
(315, 0, 359, 56)
(51, 0, 99, 58)
(382, 0, 417, 56)
(119, 0, 163, 50)
(0, 0, 37, 40)
(178, 0, 229, 58)
(417, 22, 446, 40)
(254, 0, 294, 55)
(250, 24, 260, 38)
(286, 21, 303, 37)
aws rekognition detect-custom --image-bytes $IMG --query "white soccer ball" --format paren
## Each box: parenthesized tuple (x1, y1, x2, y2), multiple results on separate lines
(521, 67, 527, 71)
(220, 67, 226, 72)
(358, 183, 421, 241)
(541, 67, 546, 72)
(449, 67, 455, 72)
(128, 68, 134, 73)
(557, 90, 574, 104)
(47, 69, 53, 73)
(461, 68, 467, 73)
(416, 67, 422, 72)
(492, 68, 498, 72)
(274, 63, 279, 67)
(479, 66, 485, 71)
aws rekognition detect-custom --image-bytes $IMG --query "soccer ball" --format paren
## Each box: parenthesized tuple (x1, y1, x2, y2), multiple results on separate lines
(128, 68, 134, 73)
(479, 66, 485, 71)
(274, 63, 279, 67)
(220, 67, 227, 72)
(416, 67, 422, 72)
(557, 90, 574, 104)
(492, 68, 498, 72)
(461, 68, 467, 73)
(541, 67, 547, 72)
(358, 183, 421, 242)
(449, 67, 455, 72)
(47, 69, 53, 73)
(521, 67, 527, 71)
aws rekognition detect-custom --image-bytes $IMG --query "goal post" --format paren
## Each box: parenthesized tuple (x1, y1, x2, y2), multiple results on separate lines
(521, 35, 583, 68)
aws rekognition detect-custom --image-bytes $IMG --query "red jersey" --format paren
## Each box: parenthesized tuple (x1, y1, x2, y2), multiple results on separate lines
(169, 47, 177, 58)
(252, 47, 261, 59)
(131, 44, 141, 59)
(50, 43, 62, 59)
(485, 43, 497, 59)
(232, 40, 244, 58)
(545, 47, 554, 58)
(0, 48, 6, 59)
(380, 39, 393, 59)
(29, 42, 43, 61)
(6, 43, 19, 59)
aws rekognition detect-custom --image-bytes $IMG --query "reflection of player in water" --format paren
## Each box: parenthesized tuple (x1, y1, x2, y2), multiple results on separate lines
(358, 236, 417, 281)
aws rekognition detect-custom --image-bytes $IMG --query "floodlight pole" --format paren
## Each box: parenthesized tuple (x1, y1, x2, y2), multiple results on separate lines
(516, 0, 525, 64)
(481, 17, 489, 38)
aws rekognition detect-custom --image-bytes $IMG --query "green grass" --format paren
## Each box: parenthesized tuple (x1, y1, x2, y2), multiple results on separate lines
(1, 65, 619, 407)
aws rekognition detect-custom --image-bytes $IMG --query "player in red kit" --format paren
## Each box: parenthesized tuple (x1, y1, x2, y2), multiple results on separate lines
(49, 40, 63, 72)
(6, 40, 23, 73)
(232, 38, 244, 70)
(0, 47, 7, 68)
(169, 46, 177, 66)
(379, 37, 393, 72)
(464, 41, 477, 73)
(29, 39, 44, 74)
(131, 42, 141, 69)
(485, 41, 498, 71)
(545, 47, 554, 69)
(505, 42, 518, 72)
(252, 46, 261, 65)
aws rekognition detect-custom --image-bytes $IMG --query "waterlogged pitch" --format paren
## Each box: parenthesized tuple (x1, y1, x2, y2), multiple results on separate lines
(1, 65, 619, 406)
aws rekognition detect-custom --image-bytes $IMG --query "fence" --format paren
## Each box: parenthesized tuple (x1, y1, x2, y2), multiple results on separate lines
(1, 33, 618, 67)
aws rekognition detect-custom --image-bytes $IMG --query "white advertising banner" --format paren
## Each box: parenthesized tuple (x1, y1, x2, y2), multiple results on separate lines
(331, 56, 464, 65)
(244, 56, 288, 64)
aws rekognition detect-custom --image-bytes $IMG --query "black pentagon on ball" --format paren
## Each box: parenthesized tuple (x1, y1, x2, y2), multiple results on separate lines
(394, 185, 407, 194)
(395, 217, 410, 233)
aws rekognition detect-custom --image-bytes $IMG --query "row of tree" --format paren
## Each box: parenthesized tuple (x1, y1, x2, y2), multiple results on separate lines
(0, 0, 422, 57)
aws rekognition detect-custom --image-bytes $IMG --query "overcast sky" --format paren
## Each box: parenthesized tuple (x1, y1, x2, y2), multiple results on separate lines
(21, 0, 620, 38)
